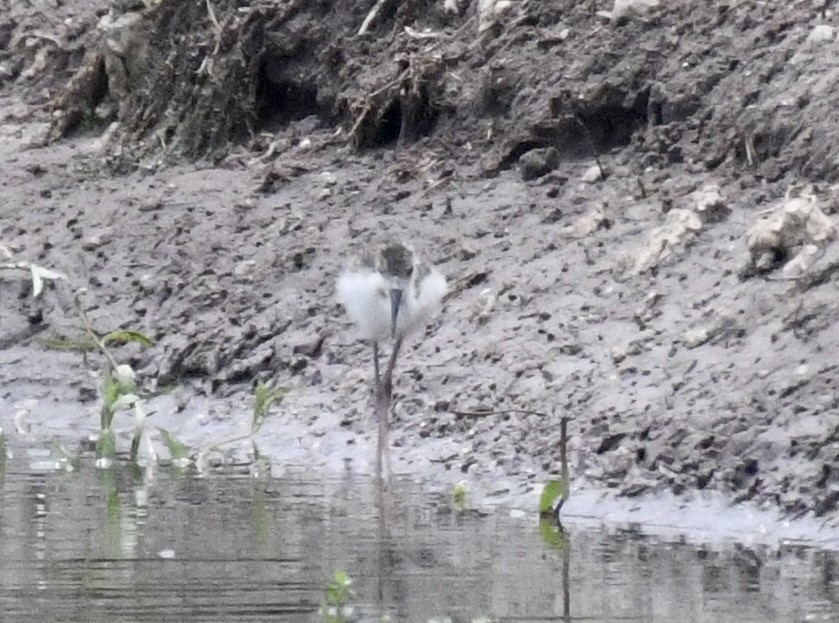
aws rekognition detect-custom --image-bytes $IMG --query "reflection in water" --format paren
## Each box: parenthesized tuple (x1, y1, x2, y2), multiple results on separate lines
(0, 458, 837, 622)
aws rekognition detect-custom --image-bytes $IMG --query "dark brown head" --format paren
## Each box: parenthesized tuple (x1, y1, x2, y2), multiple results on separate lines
(377, 243, 414, 280)
(377, 243, 415, 337)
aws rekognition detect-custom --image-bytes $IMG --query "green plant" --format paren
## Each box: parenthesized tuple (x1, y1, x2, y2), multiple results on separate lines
(538, 517, 568, 550)
(539, 480, 567, 516)
(67, 290, 155, 467)
(319, 570, 355, 623)
(252, 381, 285, 433)
(81, 107, 100, 130)
(453, 480, 468, 512)
(158, 428, 190, 463)
(195, 381, 285, 472)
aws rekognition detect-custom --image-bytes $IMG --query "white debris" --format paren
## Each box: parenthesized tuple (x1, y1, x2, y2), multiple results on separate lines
(597, 0, 661, 21)
(443, 0, 460, 14)
(479, 0, 514, 34)
(631, 208, 703, 273)
(560, 206, 608, 238)
(807, 24, 835, 44)
(745, 191, 837, 274)
(691, 185, 731, 223)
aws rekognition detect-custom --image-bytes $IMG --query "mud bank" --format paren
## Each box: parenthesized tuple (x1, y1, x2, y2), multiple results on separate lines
(1, 0, 839, 528)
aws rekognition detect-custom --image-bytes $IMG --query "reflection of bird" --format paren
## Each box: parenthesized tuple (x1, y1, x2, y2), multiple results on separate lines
(337, 242, 447, 478)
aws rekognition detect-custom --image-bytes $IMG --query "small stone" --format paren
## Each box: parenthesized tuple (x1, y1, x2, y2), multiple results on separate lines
(807, 24, 835, 44)
(682, 327, 710, 348)
(459, 242, 478, 260)
(233, 260, 256, 277)
(519, 147, 559, 181)
(580, 164, 603, 183)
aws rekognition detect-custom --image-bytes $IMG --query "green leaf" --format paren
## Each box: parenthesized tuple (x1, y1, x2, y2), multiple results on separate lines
(97, 428, 117, 460)
(453, 480, 468, 512)
(539, 480, 567, 514)
(102, 330, 155, 348)
(158, 428, 190, 461)
(112, 393, 139, 412)
(103, 371, 120, 408)
(539, 517, 568, 550)
(130, 431, 142, 464)
(325, 570, 353, 607)
(41, 336, 97, 352)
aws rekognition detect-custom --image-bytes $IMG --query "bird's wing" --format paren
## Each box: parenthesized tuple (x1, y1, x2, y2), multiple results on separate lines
(416, 270, 447, 311)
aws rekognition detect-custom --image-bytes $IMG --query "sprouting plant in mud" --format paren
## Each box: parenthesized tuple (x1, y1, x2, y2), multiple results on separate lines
(538, 480, 569, 550)
(53, 289, 155, 467)
(319, 570, 355, 623)
(193, 381, 285, 473)
(453, 480, 469, 512)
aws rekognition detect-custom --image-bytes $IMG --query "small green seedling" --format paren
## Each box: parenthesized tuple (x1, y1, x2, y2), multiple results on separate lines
(319, 570, 355, 623)
(195, 381, 287, 472)
(539, 480, 567, 517)
(538, 479, 569, 550)
(453, 480, 468, 512)
(158, 428, 191, 466)
(252, 382, 286, 434)
(538, 516, 568, 550)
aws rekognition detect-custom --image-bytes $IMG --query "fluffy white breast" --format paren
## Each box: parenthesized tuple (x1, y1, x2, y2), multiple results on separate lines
(336, 269, 392, 340)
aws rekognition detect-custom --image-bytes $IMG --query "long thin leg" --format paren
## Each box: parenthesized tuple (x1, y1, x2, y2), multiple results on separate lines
(373, 339, 386, 483)
(374, 377, 388, 483)
(378, 338, 402, 483)
(372, 341, 381, 389)
(373, 340, 390, 484)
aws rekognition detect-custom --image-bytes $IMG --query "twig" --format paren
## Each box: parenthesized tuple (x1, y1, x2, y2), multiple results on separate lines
(346, 69, 411, 143)
(569, 114, 605, 181)
(559, 416, 570, 505)
(358, 0, 392, 35)
(205, 0, 223, 55)
(442, 270, 489, 303)
(451, 408, 551, 418)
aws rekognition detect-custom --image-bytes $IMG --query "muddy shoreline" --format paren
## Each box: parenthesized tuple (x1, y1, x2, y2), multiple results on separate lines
(2, 0, 839, 536)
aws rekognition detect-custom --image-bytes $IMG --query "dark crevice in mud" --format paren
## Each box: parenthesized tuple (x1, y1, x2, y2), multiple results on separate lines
(495, 87, 649, 172)
(256, 60, 323, 131)
(572, 89, 650, 153)
(352, 91, 440, 149)
(376, 99, 403, 147)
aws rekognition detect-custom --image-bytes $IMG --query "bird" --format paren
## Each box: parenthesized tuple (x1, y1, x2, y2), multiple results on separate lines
(336, 242, 447, 479)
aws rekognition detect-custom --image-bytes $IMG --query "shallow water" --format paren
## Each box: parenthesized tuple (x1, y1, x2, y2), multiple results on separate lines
(0, 457, 837, 623)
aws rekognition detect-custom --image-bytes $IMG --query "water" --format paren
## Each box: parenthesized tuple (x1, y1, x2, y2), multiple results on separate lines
(0, 457, 837, 622)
